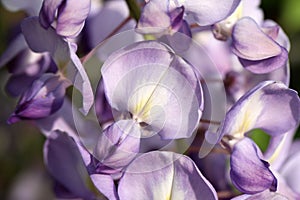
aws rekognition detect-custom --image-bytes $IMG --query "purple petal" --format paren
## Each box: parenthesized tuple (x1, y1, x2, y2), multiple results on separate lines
(39, 0, 91, 38)
(101, 41, 203, 139)
(232, 17, 281, 60)
(39, 0, 64, 28)
(169, 6, 185, 32)
(118, 151, 217, 199)
(90, 174, 118, 200)
(183, 0, 241, 26)
(93, 120, 141, 173)
(7, 73, 70, 124)
(232, 17, 288, 73)
(238, 47, 288, 74)
(44, 130, 95, 199)
(230, 138, 277, 194)
(178, 19, 192, 38)
(218, 81, 300, 140)
(137, 0, 184, 35)
(56, 0, 91, 38)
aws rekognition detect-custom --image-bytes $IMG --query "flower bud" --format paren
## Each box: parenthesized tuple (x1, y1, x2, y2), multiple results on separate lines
(8, 73, 70, 124)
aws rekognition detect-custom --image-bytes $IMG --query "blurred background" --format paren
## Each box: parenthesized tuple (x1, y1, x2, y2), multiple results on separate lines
(0, 0, 299, 199)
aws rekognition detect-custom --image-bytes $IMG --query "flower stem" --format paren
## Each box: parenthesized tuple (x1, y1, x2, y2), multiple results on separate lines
(200, 118, 221, 125)
(125, 0, 141, 22)
(81, 15, 132, 64)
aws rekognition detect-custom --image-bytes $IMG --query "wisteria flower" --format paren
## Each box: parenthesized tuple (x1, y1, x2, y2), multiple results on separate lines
(7, 73, 70, 124)
(21, 16, 94, 115)
(218, 81, 300, 193)
(101, 40, 203, 140)
(137, 0, 241, 36)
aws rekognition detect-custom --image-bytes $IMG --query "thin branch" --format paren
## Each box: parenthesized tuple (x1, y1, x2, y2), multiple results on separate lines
(200, 118, 221, 125)
(81, 15, 132, 64)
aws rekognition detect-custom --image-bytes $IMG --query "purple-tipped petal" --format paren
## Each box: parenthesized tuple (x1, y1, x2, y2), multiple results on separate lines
(101, 41, 203, 139)
(230, 138, 277, 194)
(94, 120, 141, 173)
(232, 17, 288, 73)
(238, 47, 288, 74)
(39, 0, 64, 28)
(7, 73, 70, 124)
(39, 0, 91, 38)
(118, 151, 217, 200)
(44, 131, 95, 199)
(232, 17, 281, 60)
(56, 0, 91, 37)
(218, 81, 300, 140)
(183, 0, 241, 26)
(137, 0, 184, 35)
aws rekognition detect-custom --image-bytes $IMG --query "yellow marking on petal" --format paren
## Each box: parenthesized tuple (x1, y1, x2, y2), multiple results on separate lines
(225, 2, 243, 25)
(231, 92, 263, 139)
(132, 89, 155, 122)
(267, 134, 287, 164)
(129, 64, 172, 124)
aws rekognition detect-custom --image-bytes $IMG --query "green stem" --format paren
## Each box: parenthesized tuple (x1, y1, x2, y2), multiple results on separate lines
(125, 0, 141, 22)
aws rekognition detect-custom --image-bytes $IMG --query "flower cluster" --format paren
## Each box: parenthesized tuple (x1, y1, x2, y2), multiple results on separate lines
(1, 0, 300, 199)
